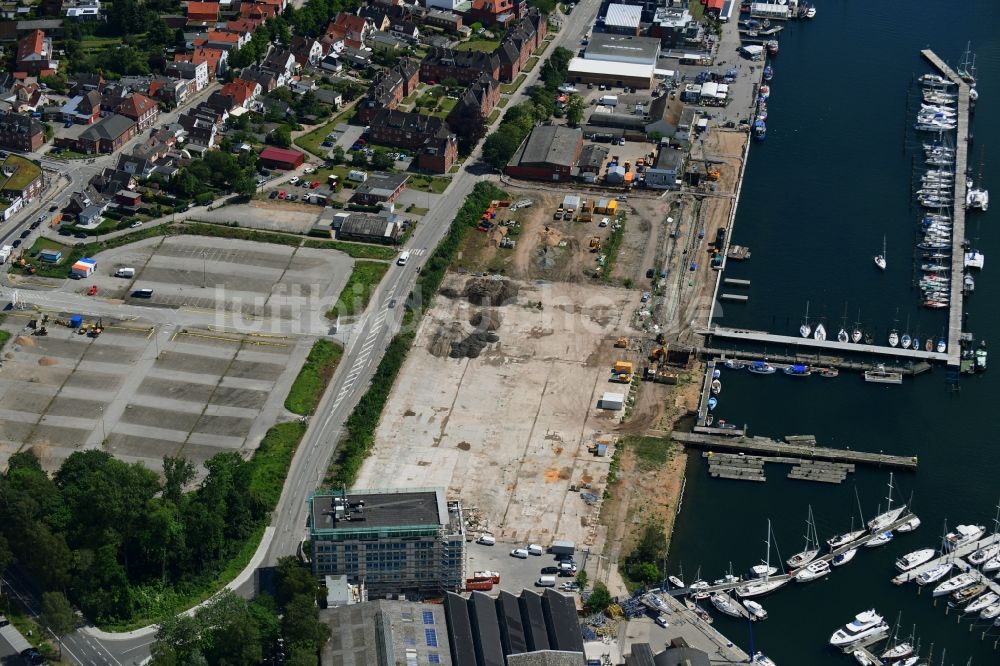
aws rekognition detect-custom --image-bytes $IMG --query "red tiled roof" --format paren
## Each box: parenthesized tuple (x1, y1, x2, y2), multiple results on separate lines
(706, 0, 724, 9)
(187, 1, 220, 18)
(259, 146, 304, 163)
(226, 18, 262, 33)
(118, 93, 157, 119)
(148, 80, 164, 97)
(16, 29, 44, 62)
(220, 78, 257, 104)
(335, 13, 368, 34)
(207, 30, 240, 43)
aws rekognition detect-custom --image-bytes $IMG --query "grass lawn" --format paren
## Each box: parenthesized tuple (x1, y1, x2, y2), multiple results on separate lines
(455, 39, 501, 52)
(0, 155, 41, 191)
(533, 41, 550, 56)
(431, 96, 458, 118)
(327, 260, 391, 320)
(407, 173, 451, 194)
(488, 109, 501, 124)
(688, 0, 706, 21)
(303, 238, 397, 260)
(81, 35, 123, 52)
(48, 149, 93, 160)
(523, 56, 540, 72)
(284, 339, 344, 415)
(294, 118, 341, 157)
(500, 73, 527, 94)
(406, 204, 429, 216)
(497, 97, 509, 108)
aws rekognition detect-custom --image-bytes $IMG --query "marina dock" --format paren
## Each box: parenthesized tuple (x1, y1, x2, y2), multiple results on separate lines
(672, 431, 918, 469)
(698, 326, 948, 362)
(701, 349, 929, 375)
(920, 49, 969, 370)
(640, 591, 751, 663)
(696, 359, 717, 426)
(891, 533, 999, 586)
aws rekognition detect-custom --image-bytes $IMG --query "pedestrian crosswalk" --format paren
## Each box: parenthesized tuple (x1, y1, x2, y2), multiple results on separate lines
(330, 286, 396, 413)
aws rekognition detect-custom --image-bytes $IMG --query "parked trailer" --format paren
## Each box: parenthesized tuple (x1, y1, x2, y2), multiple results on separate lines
(0, 624, 33, 654)
(550, 540, 576, 556)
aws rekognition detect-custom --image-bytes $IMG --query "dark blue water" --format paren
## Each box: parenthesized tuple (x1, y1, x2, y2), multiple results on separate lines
(667, 2, 1000, 664)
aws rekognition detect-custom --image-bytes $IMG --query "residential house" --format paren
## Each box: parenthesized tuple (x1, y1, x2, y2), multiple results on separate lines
(338, 47, 371, 70)
(424, 9, 462, 32)
(0, 111, 45, 152)
(205, 30, 244, 51)
(467, 0, 525, 27)
(186, 1, 219, 24)
(320, 29, 345, 57)
(178, 106, 222, 148)
(368, 108, 458, 173)
(116, 153, 156, 179)
(291, 35, 325, 67)
(447, 72, 500, 125)
(117, 93, 159, 130)
(420, 47, 499, 85)
(225, 17, 262, 34)
(149, 76, 193, 107)
(59, 89, 101, 124)
(260, 46, 296, 87)
(89, 167, 136, 195)
(357, 4, 391, 32)
(239, 65, 279, 93)
(174, 46, 227, 80)
(349, 171, 408, 205)
(165, 60, 209, 92)
(356, 58, 419, 124)
(64, 0, 102, 20)
(16, 29, 58, 75)
(418, 131, 457, 174)
(387, 19, 419, 42)
(370, 32, 407, 52)
(7, 81, 47, 113)
(13, 19, 64, 37)
(495, 33, 530, 83)
(219, 78, 261, 110)
(74, 113, 137, 153)
(331, 12, 374, 49)
(318, 54, 343, 74)
(70, 72, 104, 94)
(313, 88, 341, 107)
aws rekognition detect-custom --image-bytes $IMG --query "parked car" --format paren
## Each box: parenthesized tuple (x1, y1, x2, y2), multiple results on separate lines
(48, 205, 58, 212)
(278, 191, 286, 199)
(641, 292, 650, 303)
(510, 548, 529, 559)
(311, 181, 320, 188)
(303, 166, 315, 174)
(74, 233, 88, 239)
(646, 268, 655, 279)
(541, 566, 559, 574)
(87, 285, 98, 296)
(269, 191, 279, 199)
(477, 534, 496, 546)
(30, 221, 40, 229)
(11, 240, 20, 248)
(19, 230, 31, 239)
(130, 221, 142, 228)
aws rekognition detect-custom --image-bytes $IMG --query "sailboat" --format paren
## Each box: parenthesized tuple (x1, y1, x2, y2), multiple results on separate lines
(799, 301, 812, 338)
(851, 309, 863, 344)
(814, 319, 827, 342)
(828, 492, 868, 549)
(874, 236, 886, 270)
(888, 329, 899, 347)
(787, 506, 821, 568)
(837, 304, 849, 343)
(747, 603, 777, 665)
(737, 520, 787, 598)
(957, 41, 977, 86)
(868, 473, 907, 532)
(968, 499, 1000, 566)
(901, 315, 912, 349)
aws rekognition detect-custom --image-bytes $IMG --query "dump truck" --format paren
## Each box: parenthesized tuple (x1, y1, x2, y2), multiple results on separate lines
(612, 360, 633, 383)
(589, 237, 602, 252)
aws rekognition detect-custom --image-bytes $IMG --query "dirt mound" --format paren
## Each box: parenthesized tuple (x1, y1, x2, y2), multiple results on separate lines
(449, 330, 500, 359)
(38, 356, 58, 366)
(428, 322, 467, 358)
(538, 226, 563, 247)
(15, 336, 35, 346)
(464, 276, 519, 306)
(470, 309, 502, 331)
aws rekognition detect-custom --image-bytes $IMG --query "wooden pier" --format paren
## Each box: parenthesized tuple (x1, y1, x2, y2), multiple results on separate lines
(702, 348, 931, 375)
(704, 452, 853, 484)
(720, 293, 748, 303)
(699, 326, 948, 362)
(723, 278, 750, 287)
(673, 431, 918, 470)
(696, 359, 716, 426)
(920, 49, 969, 369)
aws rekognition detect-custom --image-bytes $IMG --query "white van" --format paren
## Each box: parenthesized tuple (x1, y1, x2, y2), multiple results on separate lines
(477, 534, 496, 546)
(397, 250, 410, 266)
(510, 548, 529, 559)
(115, 267, 135, 278)
(528, 544, 544, 556)
(536, 575, 556, 587)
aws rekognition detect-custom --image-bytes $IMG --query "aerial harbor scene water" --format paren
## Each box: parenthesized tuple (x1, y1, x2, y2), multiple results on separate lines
(667, 1, 999, 665)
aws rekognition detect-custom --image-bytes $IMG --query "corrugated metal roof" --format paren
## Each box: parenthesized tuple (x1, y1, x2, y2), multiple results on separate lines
(605, 3, 641, 27)
(568, 57, 654, 79)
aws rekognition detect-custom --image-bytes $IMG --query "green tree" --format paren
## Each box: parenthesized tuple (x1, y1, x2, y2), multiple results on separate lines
(268, 125, 292, 148)
(282, 595, 329, 651)
(482, 131, 522, 170)
(199, 592, 263, 666)
(275, 557, 317, 607)
(162, 457, 195, 505)
(575, 569, 588, 589)
(566, 95, 584, 126)
(147, 18, 173, 46)
(585, 582, 613, 613)
(40, 591, 77, 636)
(151, 614, 207, 666)
(447, 107, 487, 156)
(331, 146, 345, 165)
(631, 562, 660, 584)
(286, 645, 319, 666)
(351, 151, 368, 168)
(371, 150, 394, 171)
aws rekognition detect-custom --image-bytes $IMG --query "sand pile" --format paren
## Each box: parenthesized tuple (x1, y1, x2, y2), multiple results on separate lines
(449, 330, 499, 359)
(464, 276, 518, 306)
(428, 322, 467, 358)
(38, 356, 57, 366)
(538, 226, 563, 247)
(470, 309, 502, 331)
(15, 336, 35, 346)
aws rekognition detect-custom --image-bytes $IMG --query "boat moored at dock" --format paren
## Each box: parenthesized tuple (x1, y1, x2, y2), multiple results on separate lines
(829, 610, 889, 647)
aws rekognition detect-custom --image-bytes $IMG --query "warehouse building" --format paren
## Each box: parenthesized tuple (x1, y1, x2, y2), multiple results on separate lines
(567, 57, 653, 90)
(309, 488, 465, 596)
(319, 599, 452, 666)
(584, 34, 660, 66)
(643, 146, 685, 190)
(349, 171, 409, 205)
(443, 589, 584, 666)
(258, 146, 305, 170)
(314, 209, 404, 244)
(506, 125, 583, 182)
(603, 3, 642, 35)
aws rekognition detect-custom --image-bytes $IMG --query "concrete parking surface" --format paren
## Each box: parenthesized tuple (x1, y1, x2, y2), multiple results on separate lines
(355, 278, 641, 550)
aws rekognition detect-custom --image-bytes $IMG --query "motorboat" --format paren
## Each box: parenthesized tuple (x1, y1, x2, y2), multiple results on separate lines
(874, 236, 886, 270)
(763, 65, 773, 81)
(794, 559, 831, 582)
(688, 580, 710, 599)
(864, 365, 903, 384)
(932, 572, 977, 597)
(944, 524, 985, 551)
(965, 591, 999, 614)
(915, 562, 953, 585)
(854, 652, 875, 666)
(968, 542, 1000, 566)
(828, 529, 866, 549)
(668, 575, 685, 588)
(919, 74, 954, 87)
(750, 565, 777, 577)
(981, 604, 1000, 620)
(819, 368, 839, 378)
(896, 516, 921, 532)
(724, 359, 746, 370)
(912, 337, 921, 351)
(813, 323, 826, 341)
(829, 610, 889, 647)
(831, 548, 857, 567)
(868, 474, 906, 531)
(751, 653, 776, 666)
(759, 84, 770, 98)
(748, 361, 776, 375)
(865, 531, 893, 548)
(783, 364, 810, 377)
(951, 582, 987, 605)
(711, 379, 722, 394)
(901, 333, 912, 349)
(888, 330, 899, 347)
(983, 555, 1000, 573)
(895, 548, 936, 572)
(744, 600, 768, 621)
(753, 119, 767, 141)
(710, 592, 744, 618)
(766, 39, 779, 56)
(708, 397, 717, 410)
(967, 187, 990, 211)
(787, 506, 820, 568)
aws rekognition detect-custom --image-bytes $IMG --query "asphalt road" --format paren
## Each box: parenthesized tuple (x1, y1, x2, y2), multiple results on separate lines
(33, 4, 603, 662)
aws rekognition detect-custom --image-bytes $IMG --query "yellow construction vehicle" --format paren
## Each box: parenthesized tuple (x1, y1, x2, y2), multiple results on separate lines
(589, 237, 602, 252)
(649, 346, 666, 362)
(612, 360, 633, 383)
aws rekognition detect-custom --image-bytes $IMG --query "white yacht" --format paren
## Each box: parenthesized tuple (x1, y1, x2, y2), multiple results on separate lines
(895, 548, 936, 572)
(750, 565, 778, 577)
(881, 643, 914, 660)
(795, 559, 831, 582)
(868, 474, 907, 532)
(932, 572, 978, 597)
(915, 562, 954, 585)
(896, 516, 921, 532)
(710, 592, 744, 618)
(752, 653, 776, 666)
(965, 591, 999, 614)
(829, 610, 889, 647)
(980, 604, 1000, 620)
(945, 524, 986, 551)
(787, 506, 820, 568)
(969, 542, 1000, 566)
(744, 599, 768, 621)
(814, 323, 827, 341)
(865, 531, 893, 548)
(983, 555, 1000, 573)
(828, 529, 866, 549)
(831, 548, 857, 567)
(668, 575, 684, 588)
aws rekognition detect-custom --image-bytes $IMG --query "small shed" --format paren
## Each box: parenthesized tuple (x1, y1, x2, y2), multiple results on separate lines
(599, 391, 625, 410)
(71, 257, 97, 277)
(605, 165, 626, 185)
(258, 146, 305, 170)
(39, 248, 62, 263)
(562, 194, 581, 209)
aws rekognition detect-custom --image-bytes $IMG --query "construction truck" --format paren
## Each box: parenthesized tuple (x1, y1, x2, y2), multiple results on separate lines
(589, 237, 602, 252)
